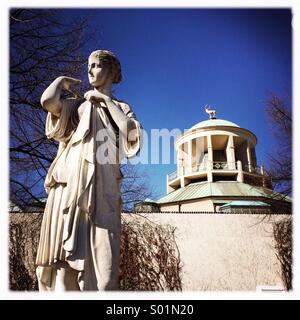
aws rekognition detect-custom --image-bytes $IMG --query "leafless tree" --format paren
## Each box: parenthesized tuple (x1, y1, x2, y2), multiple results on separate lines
(266, 94, 292, 196)
(120, 164, 158, 211)
(9, 213, 43, 290)
(9, 9, 153, 210)
(120, 216, 182, 291)
(266, 94, 292, 289)
(273, 217, 292, 290)
(10, 9, 90, 208)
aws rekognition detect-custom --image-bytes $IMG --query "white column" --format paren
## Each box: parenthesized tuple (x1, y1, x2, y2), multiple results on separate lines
(177, 145, 180, 175)
(177, 144, 184, 176)
(226, 135, 236, 169)
(237, 160, 244, 182)
(260, 165, 267, 187)
(207, 134, 213, 162)
(188, 139, 193, 174)
(207, 135, 213, 182)
(167, 176, 175, 194)
(179, 143, 185, 188)
(247, 140, 253, 172)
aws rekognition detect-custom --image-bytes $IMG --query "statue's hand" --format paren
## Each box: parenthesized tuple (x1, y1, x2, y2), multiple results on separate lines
(84, 90, 111, 104)
(56, 76, 82, 91)
(41, 76, 82, 114)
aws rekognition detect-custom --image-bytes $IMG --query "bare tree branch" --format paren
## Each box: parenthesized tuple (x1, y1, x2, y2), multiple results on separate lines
(10, 9, 89, 206)
(10, 9, 154, 210)
(265, 94, 292, 197)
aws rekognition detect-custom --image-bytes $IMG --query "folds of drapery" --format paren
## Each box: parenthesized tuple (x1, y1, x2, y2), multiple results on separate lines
(36, 97, 142, 290)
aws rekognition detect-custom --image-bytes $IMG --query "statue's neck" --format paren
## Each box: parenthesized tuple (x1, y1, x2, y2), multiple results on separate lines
(94, 85, 112, 97)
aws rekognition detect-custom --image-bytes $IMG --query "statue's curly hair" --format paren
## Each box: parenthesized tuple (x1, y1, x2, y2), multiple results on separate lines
(89, 50, 122, 84)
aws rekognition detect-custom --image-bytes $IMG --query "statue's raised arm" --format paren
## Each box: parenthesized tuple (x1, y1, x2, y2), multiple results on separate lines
(41, 76, 81, 117)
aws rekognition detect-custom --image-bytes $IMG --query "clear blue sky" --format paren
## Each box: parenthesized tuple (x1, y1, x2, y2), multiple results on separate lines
(67, 8, 291, 199)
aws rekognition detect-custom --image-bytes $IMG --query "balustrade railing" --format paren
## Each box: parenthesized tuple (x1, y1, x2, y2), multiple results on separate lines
(185, 162, 207, 175)
(211, 161, 237, 170)
(243, 164, 270, 176)
(168, 161, 239, 182)
(168, 170, 178, 182)
(167, 161, 271, 189)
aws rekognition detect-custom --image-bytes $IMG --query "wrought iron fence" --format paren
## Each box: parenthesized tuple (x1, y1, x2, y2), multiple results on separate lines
(168, 161, 241, 181)
(243, 164, 260, 174)
(243, 164, 271, 177)
(212, 161, 237, 170)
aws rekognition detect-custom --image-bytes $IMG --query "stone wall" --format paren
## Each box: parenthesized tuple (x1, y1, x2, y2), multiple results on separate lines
(9, 212, 182, 291)
(126, 213, 289, 291)
(9, 212, 290, 291)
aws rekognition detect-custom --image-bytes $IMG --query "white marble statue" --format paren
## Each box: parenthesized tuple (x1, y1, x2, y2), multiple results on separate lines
(35, 50, 142, 291)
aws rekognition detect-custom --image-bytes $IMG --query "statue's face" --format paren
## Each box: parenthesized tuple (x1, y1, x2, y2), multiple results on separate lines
(88, 55, 112, 88)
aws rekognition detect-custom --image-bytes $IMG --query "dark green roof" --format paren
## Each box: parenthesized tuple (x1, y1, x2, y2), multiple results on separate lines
(135, 198, 157, 205)
(219, 201, 271, 208)
(157, 181, 291, 204)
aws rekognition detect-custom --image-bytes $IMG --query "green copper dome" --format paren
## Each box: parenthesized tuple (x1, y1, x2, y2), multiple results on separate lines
(190, 118, 240, 131)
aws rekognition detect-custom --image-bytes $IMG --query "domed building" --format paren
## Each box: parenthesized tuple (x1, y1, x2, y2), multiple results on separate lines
(156, 108, 291, 213)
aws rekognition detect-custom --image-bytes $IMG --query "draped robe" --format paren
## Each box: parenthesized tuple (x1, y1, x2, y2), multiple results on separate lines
(35, 97, 142, 291)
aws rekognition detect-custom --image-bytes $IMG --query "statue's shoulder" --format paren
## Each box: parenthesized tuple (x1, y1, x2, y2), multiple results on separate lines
(113, 98, 132, 114)
(75, 98, 89, 118)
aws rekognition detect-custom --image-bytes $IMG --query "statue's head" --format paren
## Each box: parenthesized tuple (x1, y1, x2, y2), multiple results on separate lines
(88, 50, 122, 86)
